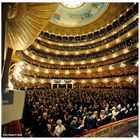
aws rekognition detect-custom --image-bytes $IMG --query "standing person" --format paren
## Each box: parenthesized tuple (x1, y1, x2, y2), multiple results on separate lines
(53, 119, 66, 137)
(70, 117, 84, 136)
(44, 124, 53, 137)
(84, 111, 95, 130)
(38, 112, 49, 136)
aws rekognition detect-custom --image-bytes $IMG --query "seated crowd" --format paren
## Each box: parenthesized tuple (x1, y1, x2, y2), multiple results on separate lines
(22, 49, 138, 70)
(28, 37, 137, 61)
(36, 19, 138, 51)
(21, 88, 138, 137)
(23, 66, 138, 79)
(39, 5, 137, 44)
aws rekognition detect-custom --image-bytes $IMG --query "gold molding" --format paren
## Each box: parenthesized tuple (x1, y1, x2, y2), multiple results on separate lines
(12, 75, 138, 85)
(41, 15, 138, 46)
(7, 3, 59, 51)
(23, 45, 137, 65)
(23, 60, 137, 74)
(34, 26, 137, 55)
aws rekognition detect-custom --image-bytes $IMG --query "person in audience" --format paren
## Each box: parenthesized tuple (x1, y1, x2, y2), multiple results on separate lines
(111, 107, 119, 122)
(84, 111, 97, 130)
(45, 124, 53, 137)
(98, 110, 106, 126)
(53, 119, 66, 137)
(70, 117, 84, 136)
(104, 107, 109, 116)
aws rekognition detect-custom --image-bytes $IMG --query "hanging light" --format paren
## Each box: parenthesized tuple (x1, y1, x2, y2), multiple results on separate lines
(109, 65, 114, 70)
(60, 61, 64, 65)
(40, 58, 45, 62)
(18, 61, 24, 66)
(32, 79, 36, 84)
(120, 63, 126, 68)
(50, 60, 54, 64)
(81, 80, 86, 84)
(86, 50, 89, 54)
(113, 53, 117, 58)
(26, 65, 31, 70)
(92, 80, 97, 83)
(127, 77, 134, 82)
(65, 70, 69, 75)
(56, 51, 59, 54)
(123, 49, 129, 54)
(75, 51, 79, 55)
(70, 62, 74, 65)
(76, 70, 80, 74)
(98, 68, 103, 72)
(32, 55, 36, 59)
(103, 79, 108, 83)
(81, 61, 85, 65)
(41, 79, 45, 84)
(65, 52, 68, 55)
(55, 70, 59, 75)
(96, 48, 99, 52)
(115, 78, 120, 83)
(87, 69, 91, 74)
(135, 61, 138, 67)
(102, 57, 106, 61)
(106, 44, 109, 48)
(35, 68, 39, 73)
(45, 69, 49, 74)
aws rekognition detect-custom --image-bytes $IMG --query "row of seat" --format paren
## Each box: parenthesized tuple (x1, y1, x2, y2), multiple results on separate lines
(28, 37, 138, 61)
(40, 4, 138, 44)
(36, 18, 138, 51)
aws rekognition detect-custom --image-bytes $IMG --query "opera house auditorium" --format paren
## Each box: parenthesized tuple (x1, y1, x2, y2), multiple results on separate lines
(1, 2, 138, 137)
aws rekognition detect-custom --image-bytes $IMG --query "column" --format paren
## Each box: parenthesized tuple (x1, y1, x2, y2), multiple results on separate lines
(51, 84, 53, 89)
(66, 84, 68, 89)
(72, 84, 73, 89)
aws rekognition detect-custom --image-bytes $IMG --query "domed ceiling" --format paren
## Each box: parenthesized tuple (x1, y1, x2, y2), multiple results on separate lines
(45, 3, 132, 35)
(50, 3, 109, 27)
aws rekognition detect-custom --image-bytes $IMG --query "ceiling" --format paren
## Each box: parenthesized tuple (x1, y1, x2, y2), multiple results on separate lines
(45, 3, 132, 35)
(6, 3, 132, 53)
(6, 3, 59, 51)
(50, 3, 109, 27)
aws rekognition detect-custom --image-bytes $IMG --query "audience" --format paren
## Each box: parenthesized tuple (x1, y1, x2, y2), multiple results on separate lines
(22, 66, 138, 79)
(31, 36, 137, 61)
(53, 119, 66, 137)
(21, 88, 138, 137)
(39, 6, 137, 44)
(21, 49, 138, 70)
(36, 19, 138, 51)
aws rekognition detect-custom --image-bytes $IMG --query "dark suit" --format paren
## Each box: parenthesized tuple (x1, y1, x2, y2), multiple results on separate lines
(70, 120, 81, 136)
(103, 115, 112, 125)
(84, 115, 98, 130)
(44, 130, 53, 137)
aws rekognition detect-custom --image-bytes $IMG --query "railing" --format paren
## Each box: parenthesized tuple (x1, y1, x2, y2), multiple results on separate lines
(77, 115, 138, 137)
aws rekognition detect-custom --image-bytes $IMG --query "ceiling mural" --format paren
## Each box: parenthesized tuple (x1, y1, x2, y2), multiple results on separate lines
(50, 3, 109, 27)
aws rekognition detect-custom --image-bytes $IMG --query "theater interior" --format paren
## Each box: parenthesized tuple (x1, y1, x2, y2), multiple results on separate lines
(1, 2, 138, 137)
